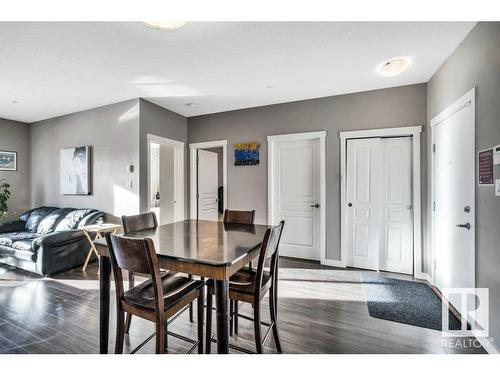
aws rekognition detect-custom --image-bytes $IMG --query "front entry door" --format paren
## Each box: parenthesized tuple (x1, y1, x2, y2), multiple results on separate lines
(432, 97, 475, 309)
(197, 149, 219, 221)
(272, 138, 321, 260)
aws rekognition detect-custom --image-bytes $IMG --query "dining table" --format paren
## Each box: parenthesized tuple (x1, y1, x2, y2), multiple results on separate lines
(93, 219, 269, 354)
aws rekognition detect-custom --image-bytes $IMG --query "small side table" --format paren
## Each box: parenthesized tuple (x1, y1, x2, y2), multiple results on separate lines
(81, 223, 122, 271)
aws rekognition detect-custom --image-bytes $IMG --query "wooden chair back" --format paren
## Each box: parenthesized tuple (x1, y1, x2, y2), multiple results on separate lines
(223, 209, 255, 225)
(254, 221, 285, 295)
(105, 233, 165, 311)
(121, 212, 158, 234)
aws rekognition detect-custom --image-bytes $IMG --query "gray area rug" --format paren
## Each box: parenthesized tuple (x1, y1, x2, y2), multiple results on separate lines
(362, 275, 461, 331)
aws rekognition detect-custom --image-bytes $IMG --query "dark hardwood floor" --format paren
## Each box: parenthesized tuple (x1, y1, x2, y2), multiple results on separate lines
(0, 257, 485, 354)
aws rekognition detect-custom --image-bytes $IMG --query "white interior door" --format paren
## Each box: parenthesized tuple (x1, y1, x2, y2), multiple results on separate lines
(197, 149, 219, 221)
(432, 101, 475, 304)
(272, 139, 321, 260)
(379, 137, 414, 274)
(346, 138, 381, 270)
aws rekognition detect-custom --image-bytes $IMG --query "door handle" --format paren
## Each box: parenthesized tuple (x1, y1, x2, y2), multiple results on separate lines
(456, 223, 471, 230)
(310, 203, 320, 208)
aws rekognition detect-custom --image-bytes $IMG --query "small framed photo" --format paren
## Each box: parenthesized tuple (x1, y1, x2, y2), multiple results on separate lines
(0, 150, 17, 171)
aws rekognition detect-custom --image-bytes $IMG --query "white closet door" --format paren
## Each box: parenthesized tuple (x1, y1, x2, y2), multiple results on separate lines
(346, 138, 381, 271)
(379, 137, 414, 274)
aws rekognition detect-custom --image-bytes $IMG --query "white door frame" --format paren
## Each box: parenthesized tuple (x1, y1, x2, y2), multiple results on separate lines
(267, 131, 327, 264)
(339, 126, 423, 278)
(189, 140, 228, 220)
(146, 134, 185, 222)
(429, 87, 476, 286)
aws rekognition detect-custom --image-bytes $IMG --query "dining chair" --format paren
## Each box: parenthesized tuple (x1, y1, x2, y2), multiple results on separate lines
(121, 212, 159, 333)
(223, 209, 256, 335)
(205, 221, 285, 354)
(223, 209, 255, 225)
(105, 233, 205, 354)
(121, 212, 196, 335)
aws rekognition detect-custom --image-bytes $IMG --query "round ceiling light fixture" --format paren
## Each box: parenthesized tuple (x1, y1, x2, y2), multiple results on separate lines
(186, 103, 197, 108)
(377, 58, 411, 77)
(142, 21, 187, 31)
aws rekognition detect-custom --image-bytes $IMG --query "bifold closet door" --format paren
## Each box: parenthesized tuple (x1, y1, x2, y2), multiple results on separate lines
(346, 138, 382, 271)
(346, 137, 413, 274)
(379, 137, 413, 274)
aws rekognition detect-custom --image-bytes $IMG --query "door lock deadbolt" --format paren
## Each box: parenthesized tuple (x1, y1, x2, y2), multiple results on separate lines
(464, 205, 471, 213)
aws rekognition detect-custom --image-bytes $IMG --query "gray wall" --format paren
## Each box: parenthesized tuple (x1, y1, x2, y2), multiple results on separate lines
(0, 118, 30, 220)
(138, 99, 188, 218)
(427, 22, 500, 348)
(188, 83, 428, 261)
(30, 99, 141, 220)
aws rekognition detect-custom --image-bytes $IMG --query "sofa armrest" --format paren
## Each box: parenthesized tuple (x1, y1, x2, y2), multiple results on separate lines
(0, 220, 25, 233)
(35, 229, 86, 248)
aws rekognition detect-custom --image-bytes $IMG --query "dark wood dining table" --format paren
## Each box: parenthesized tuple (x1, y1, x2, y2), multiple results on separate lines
(93, 219, 269, 354)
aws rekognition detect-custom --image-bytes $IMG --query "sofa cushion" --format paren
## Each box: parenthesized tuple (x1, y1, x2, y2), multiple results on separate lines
(37, 208, 76, 234)
(0, 232, 40, 247)
(78, 211, 105, 228)
(55, 209, 97, 231)
(25, 207, 58, 232)
(19, 208, 37, 222)
(11, 244, 37, 262)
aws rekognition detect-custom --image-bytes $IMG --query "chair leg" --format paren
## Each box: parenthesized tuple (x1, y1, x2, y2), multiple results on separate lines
(155, 319, 166, 354)
(189, 274, 194, 322)
(115, 309, 125, 354)
(197, 292, 204, 354)
(229, 299, 234, 336)
(269, 285, 282, 353)
(205, 288, 213, 354)
(164, 320, 168, 349)
(124, 271, 134, 334)
(253, 301, 263, 354)
(234, 301, 239, 335)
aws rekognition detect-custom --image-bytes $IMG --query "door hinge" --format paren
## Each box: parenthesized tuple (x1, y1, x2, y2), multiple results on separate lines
(433, 260, 437, 271)
(433, 201, 436, 212)
(432, 144, 436, 153)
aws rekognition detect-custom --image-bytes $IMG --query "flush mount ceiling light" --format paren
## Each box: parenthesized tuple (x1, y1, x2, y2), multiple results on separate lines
(186, 103, 197, 108)
(377, 58, 411, 77)
(142, 21, 187, 31)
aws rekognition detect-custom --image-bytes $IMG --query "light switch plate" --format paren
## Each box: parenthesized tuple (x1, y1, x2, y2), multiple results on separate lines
(496, 179, 500, 196)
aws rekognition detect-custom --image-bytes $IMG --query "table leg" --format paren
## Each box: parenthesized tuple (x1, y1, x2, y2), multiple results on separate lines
(214, 279, 229, 354)
(99, 255, 111, 354)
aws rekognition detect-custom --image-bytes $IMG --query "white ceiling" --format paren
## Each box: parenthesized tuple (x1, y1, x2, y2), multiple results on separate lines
(0, 22, 475, 123)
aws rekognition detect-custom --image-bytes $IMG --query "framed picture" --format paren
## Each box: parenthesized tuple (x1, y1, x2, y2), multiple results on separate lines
(60, 146, 91, 195)
(0, 150, 17, 171)
(234, 142, 260, 166)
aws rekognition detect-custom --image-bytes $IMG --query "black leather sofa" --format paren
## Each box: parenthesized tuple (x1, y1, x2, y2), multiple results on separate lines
(0, 206, 104, 276)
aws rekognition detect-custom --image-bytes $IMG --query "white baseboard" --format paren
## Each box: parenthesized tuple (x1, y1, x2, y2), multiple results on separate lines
(321, 259, 346, 268)
(413, 272, 428, 281)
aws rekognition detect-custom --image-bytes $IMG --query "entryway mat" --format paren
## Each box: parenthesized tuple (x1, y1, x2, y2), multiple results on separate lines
(362, 274, 461, 331)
